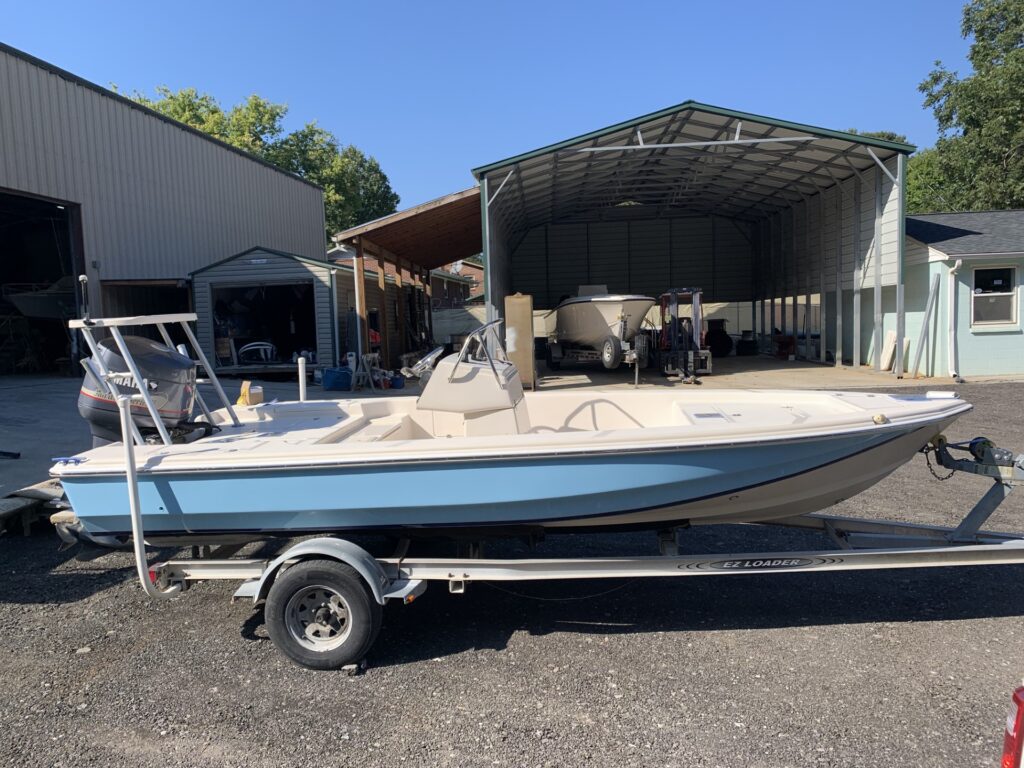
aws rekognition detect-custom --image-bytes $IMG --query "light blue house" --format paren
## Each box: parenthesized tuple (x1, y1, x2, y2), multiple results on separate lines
(905, 211, 1024, 378)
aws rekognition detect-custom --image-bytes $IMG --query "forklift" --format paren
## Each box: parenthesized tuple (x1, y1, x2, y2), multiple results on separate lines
(656, 288, 711, 383)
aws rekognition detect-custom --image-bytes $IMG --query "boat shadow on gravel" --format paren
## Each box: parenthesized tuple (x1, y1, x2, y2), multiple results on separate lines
(0, 531, 136, 603)
(359, 564, 1024, 668)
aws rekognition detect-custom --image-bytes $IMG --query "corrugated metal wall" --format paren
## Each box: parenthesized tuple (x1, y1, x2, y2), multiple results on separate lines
(510, 215, 756, 308)
(192, 249, 333, 368)
(505, 156, 903, 366)
(760, 159, 900, 301)
(0, 46, 326, 312)
(754, 158, 901, 364)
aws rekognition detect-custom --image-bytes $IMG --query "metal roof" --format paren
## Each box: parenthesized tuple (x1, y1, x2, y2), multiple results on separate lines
(0, 42, 320, 190)
(906, 210, 1024, 256)
(189, 246, 332, 276)
(333, 187, 482, 270)
(472, 101, 914, 233)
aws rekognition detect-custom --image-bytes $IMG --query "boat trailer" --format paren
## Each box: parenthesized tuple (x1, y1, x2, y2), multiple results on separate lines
(116, 396, 1024, 669)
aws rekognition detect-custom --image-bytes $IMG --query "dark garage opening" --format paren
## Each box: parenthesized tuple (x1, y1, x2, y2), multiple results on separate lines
(0, 190, 81, 374)
(100, 281, 192, 346)
(211, 282, 318, 367)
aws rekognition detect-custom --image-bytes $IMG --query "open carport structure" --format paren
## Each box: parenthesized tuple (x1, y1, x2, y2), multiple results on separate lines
(333, 187, 482, 356)
(472, 102, 916, 375)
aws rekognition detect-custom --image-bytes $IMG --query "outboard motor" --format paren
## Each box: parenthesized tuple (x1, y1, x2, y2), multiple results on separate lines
(79, 336, 198, 447)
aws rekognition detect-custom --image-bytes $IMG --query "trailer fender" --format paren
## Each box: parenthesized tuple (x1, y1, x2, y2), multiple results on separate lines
(236, 538, 391, 605)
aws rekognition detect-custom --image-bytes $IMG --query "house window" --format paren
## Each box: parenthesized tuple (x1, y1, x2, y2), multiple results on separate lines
(972, 267, 1017, 325)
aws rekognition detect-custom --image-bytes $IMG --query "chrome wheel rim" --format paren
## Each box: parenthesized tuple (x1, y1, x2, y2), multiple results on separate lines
(284, 585, 352, 652)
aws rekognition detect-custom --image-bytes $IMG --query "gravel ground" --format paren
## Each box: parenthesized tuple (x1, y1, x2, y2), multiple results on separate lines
(1, 380, 1023, 767)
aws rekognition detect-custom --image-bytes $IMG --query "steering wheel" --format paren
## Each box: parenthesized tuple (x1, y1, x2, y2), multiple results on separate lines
(402, 346, 445, 378)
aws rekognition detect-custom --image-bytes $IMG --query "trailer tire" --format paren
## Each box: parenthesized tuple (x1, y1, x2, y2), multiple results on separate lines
(601, 336, 622, 369)
(265, 559, 382, 670)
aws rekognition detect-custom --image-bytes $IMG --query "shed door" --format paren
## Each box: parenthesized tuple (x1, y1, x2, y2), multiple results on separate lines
(210, 281, 318, 366)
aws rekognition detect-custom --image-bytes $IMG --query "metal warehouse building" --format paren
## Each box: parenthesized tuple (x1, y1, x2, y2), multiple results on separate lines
(472, 102, 917, 376)
(0, 43, 325, 372)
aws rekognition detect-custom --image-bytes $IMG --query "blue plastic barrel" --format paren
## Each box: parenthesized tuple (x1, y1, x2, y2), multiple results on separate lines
(323, 367, 353, 391)
(390, 375, 405, 389)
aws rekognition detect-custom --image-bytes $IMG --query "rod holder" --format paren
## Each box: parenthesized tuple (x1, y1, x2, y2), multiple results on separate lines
(298, 357, 307, 402)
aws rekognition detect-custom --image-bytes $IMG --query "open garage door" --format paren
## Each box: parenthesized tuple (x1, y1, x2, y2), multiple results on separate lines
(0, 189, 82, 373)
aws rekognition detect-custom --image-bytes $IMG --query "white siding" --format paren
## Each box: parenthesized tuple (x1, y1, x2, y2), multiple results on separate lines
(879, 156, 901, 283)
(904, 237, 931, 267)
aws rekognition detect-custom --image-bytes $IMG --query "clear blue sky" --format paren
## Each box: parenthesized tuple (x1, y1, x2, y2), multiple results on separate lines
(4, 1, 971, 208)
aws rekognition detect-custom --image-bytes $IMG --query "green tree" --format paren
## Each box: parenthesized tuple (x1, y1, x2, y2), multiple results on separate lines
(846, 129, 910, 145)
(131, 87, 400, 237)
(906, 147, 958, 212)
(917, 0, 1024, 210)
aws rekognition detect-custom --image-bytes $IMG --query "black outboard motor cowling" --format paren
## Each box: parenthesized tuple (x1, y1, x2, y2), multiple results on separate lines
(79, 336, 197, 446)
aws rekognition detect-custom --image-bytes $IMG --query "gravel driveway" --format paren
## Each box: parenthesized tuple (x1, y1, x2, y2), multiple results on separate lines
(1, 380, 1022, 767)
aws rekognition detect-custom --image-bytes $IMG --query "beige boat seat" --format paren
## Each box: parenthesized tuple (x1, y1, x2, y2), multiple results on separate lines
(416, 353, 531, 437)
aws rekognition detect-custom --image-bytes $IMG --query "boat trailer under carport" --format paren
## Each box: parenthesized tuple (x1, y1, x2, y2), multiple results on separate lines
(472, 101, 915, 377)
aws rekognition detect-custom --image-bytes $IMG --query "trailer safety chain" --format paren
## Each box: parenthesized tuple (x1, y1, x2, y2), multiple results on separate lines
(922, 446, 956, 481)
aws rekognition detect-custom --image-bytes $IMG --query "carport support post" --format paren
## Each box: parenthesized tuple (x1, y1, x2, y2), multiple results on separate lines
(378, 252, 390, 366)
(769, 216, 776, 344)
(423, 268, 434, 343)
(852, 175, 862, 369)
(759, 221, 767, 352)
(481, 175, 494, 322)
(394, 261, 407, 354)
(804, 199, 812, 360)
(791, 209, 798, 353)
(329, 267, 340, 367)
(819, 194, 827, 364)
(353, 238, 369, 358)
(779, 214, 786, 339)
(895, 153, 907, 378)
(834, 190, 843, 367)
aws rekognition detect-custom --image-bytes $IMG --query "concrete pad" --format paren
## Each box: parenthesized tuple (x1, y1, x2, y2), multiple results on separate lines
(0, 373, 419, 495)
(536, 354, 1024, 392)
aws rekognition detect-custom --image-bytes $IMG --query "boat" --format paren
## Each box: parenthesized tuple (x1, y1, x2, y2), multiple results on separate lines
(4, 275, 78, 319)
(51, 314, 972, 546)
(548, 285, 655, 368)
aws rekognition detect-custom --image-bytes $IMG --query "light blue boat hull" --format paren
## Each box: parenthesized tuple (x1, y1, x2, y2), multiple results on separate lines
(61, 424, 930, 538)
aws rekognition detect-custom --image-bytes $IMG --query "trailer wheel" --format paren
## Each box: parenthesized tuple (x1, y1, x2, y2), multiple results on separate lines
(601, 336, 622, 369)
(265, 559, 382, 670)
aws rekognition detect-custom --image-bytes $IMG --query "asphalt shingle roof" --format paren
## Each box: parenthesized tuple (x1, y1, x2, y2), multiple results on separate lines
(906, 210, 1024, 255)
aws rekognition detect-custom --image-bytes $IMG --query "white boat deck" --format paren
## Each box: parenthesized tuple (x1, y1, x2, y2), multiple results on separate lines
(51, 389, 970, 477)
